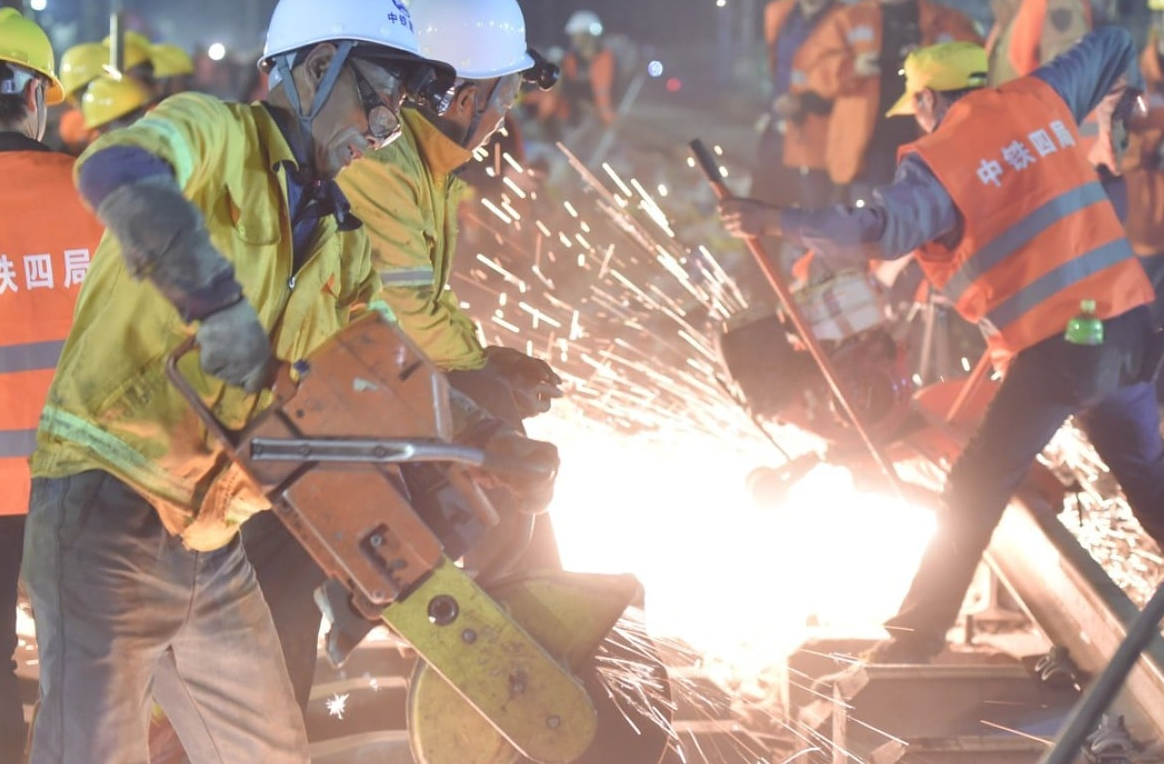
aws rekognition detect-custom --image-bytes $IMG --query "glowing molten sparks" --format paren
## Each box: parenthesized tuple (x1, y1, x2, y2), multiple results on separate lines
(529, 412, 936, 672)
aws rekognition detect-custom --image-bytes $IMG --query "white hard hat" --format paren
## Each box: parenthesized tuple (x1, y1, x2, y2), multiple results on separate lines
(564, 10, 603, 36)
(411, 0, 535, 80)
(260, 0, 423, 69)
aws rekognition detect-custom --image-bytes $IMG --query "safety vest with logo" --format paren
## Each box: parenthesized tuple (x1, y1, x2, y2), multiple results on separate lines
(0, 140, 104, 516)
(901, 77, 1153, 370)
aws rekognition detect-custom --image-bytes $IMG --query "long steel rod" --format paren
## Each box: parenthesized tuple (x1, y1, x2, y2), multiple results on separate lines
(691, 138, 903, 496)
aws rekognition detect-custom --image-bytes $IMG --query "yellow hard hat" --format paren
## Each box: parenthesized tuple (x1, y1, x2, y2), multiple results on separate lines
(149, 43, 193, 79)
(81, 74, 150, 129)
(60, 42, 108, 100)
(101, 31, 152, 72)
(0, 8, 64, 104)
(1150, 0, 1164, 10)
(886, 41, 989, 117)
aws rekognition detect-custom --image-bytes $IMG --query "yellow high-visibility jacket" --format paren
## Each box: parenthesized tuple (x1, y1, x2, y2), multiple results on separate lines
(339, 108, 486, 371)
(32, 92, 388, 551)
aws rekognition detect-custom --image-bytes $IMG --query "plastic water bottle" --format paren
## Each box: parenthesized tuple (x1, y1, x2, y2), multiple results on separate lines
(1064, 299, 1103, 346)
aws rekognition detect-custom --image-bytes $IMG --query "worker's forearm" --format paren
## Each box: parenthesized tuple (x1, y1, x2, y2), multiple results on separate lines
(82, 155, 242, 322)
(780, 155, 959, 267)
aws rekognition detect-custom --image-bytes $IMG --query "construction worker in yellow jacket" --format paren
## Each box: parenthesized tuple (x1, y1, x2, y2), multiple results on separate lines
(21, 0, 554, 759)
(0, 11, 104, 760)
(241, 0, 565, 715)
(339, 0, 562, 417)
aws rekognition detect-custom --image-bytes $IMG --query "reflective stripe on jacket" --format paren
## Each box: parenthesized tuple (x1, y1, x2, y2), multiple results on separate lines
(338, 108, 486, 371)
(1124, 36, 1164, 256)
(0, 143, 104, 516)
(32, 92, 386, 551)
(798, 0, 981, 184)
(902, 77, 1152, 369)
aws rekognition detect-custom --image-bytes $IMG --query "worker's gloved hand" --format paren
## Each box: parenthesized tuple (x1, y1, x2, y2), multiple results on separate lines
(479, 429, 560, 515)
(449, 387, 559, 514)
(719, 197, 782, 239)
(196, 299, 272, 394)
(484, 346, 564, 419)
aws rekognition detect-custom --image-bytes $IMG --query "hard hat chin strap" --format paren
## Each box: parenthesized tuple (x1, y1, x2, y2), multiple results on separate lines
(460, 77, 500, 151)
(274, 40, 355, 169)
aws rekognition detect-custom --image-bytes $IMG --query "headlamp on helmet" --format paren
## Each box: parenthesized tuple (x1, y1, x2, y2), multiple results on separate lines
(399, 62, 456, 114)
(522, 48, 559, 91)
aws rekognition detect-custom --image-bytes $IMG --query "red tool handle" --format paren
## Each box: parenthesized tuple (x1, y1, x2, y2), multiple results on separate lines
(690, 138, 904, 498)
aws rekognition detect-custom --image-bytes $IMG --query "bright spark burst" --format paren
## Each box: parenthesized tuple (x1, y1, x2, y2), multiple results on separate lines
(326, 692, 350, 720)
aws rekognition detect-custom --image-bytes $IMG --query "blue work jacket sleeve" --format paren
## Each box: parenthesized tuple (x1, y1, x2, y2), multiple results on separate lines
(779, 153, 959, 269)
(1032, 25, 1142, 124)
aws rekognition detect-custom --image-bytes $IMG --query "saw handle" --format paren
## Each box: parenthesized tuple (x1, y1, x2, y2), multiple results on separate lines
(165, 337, 290, 453)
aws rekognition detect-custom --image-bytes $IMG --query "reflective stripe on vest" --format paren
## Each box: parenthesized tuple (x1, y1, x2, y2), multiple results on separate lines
(380, 267, 435, 287)
(0, 429, 36, 458)
(0, 339, 65, 373)
(987, 238, 1132, 331)
(943, 181, 1108, 302)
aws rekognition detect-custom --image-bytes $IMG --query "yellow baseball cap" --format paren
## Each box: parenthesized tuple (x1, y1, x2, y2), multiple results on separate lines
(886, 41, 988, 117)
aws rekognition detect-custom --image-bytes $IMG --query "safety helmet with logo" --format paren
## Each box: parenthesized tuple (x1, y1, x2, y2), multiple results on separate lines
(102, 31, 153, 72)
(81, 74, 151, 129)
(0, 8, 64, 104)
(564, 10, 604, 37)
(260, 0, 456, 145)
(411, 0, 536, 80)
(150, 43, 195, 79)
(60, 42, 108, 100)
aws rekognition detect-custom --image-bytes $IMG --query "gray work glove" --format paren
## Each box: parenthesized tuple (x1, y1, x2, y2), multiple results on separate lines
(479, 429, 559, 515)
(484, 346, 564, 419)
(448, 387, 560, 515)
(195, 299, 272, 393)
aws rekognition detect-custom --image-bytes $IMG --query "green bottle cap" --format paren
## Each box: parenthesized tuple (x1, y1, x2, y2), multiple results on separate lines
(1065, 299, 1103, 345)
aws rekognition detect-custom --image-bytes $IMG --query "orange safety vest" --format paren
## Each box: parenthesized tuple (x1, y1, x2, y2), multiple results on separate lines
(0, 143, 104, 515)
(901, 77, 1152, 370)
(1125, 37, 1164, 256)
(798, 0, 981, 184)
(765, 0, 842, 171)
(1003, 0, 1091, 79)
(560, 46, 617, 126)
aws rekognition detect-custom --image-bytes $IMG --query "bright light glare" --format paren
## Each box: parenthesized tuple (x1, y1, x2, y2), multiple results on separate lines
(29, 0, 46, 10)
(647, 60, 664, 78)
(528, 413, 936, 670)
(207, 42, 227, 61)
(716, 0, 727, 6)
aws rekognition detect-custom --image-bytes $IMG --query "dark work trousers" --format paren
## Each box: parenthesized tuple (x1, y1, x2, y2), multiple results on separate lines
(886, 305, 1164, 644)
(242, 511, 326, 715)
(1, 514, 24, 764)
